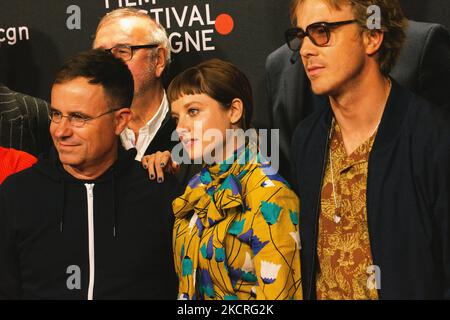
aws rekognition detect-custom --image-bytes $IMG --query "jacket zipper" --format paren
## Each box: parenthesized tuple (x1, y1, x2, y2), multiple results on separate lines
(85, 183, 95, 300)
(308, 121, 333, 299)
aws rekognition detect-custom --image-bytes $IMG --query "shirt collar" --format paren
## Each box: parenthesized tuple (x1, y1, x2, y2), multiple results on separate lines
(136, 91, 169, 135)
(330, 119, 377, 171)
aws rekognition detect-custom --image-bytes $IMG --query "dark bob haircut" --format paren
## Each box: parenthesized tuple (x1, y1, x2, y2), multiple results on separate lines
(167, 59, 253, 129)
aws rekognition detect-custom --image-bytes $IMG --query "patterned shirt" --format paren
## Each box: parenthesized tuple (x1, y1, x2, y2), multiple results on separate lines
(172, 144, 302, 300)
(316, 119, 379, 300)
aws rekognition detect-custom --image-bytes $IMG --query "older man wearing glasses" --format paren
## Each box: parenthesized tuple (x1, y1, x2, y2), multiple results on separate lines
(0, 49, 180, 299)
(287, 0, 450, 299)
(93, 8, 176, 163)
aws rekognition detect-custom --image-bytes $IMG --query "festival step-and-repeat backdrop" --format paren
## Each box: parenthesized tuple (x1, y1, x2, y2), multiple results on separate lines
(1, 0, 449, 127)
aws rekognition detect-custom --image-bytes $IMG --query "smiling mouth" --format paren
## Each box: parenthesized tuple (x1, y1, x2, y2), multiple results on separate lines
(307, 66, 325, 77)
(58, 143, 79, 149)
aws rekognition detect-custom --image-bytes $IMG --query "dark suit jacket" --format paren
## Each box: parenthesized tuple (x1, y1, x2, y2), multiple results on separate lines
(0, 84, 51, 157)
(265, 20, 450, 180)
(143, 110, 178, 156)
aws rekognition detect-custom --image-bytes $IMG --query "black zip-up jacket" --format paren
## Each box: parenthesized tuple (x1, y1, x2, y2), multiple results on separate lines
(0, 146, 181, 299)
(291, 80, 450, 299)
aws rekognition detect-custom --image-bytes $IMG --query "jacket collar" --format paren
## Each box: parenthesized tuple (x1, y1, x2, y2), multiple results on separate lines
(35, 144, 137, 183)
(372, 79, 413, 153)
(319, 79, 413, 152)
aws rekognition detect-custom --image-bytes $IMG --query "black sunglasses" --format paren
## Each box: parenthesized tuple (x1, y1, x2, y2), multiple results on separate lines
(285, 20, 357, 51)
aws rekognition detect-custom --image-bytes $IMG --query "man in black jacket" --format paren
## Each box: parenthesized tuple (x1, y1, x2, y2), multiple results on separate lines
(266, 19, 450, 181)
(0, 49, 180, 299)
(289, 0, 450, 299)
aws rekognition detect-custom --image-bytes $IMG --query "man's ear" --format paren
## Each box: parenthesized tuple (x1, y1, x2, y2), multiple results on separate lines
(114, 108, 132, 135)
(364, 29, 384, 56)
(154, 47, 168, 78)
(228, 98, 244, 128)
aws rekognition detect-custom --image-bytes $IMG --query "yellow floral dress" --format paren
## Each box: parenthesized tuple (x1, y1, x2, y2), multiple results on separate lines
(172, 144, 302, 300)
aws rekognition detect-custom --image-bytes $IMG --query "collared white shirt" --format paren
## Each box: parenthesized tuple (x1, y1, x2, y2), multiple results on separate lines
(120, 91, 170, 161)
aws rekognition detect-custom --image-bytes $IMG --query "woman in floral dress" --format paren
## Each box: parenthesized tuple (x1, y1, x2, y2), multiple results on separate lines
(143, 59, 302, 300)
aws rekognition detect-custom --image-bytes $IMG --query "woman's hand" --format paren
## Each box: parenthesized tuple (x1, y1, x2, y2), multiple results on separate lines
(141, 151, 180, 183)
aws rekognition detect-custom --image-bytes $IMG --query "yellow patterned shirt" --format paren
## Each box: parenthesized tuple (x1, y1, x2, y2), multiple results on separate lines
(316, 120, 379, 300)
(172, 144, 302, 300)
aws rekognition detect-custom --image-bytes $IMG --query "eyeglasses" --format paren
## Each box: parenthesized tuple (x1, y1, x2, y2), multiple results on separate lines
(49, 108, 120, 128)
(105, 44, 159, 61)
(285, 20, 357, 51)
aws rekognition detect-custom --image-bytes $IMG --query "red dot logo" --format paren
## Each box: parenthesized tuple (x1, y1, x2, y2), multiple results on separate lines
(215, 14, 234, 35)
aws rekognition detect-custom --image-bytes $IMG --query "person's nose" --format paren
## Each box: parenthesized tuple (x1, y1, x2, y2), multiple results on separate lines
(176, 116, 192, 136)
(300, 36, 319, 59)
(176, 124, 189, 141)
(53, 117, 73, 139)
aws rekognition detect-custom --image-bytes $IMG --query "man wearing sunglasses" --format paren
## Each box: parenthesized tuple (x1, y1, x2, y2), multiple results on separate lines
(0, 50, 180, 299)
(267, 5, 450, 183)
(288, 0, 450, 299)
(93, 8, 176, 163)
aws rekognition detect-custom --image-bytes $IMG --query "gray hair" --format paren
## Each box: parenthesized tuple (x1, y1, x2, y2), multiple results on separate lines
(96, 8, 171, 64)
